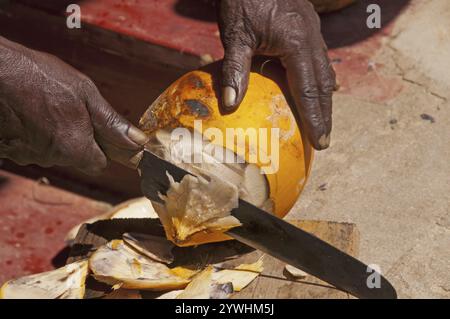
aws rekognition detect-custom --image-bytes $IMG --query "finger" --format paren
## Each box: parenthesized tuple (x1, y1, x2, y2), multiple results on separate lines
(98, 141, 143, 170)
(83, 81, 148, 151)
(312, 44, 336, 139)
(221, 44, 254, 113)
(282, 52, 328, 150)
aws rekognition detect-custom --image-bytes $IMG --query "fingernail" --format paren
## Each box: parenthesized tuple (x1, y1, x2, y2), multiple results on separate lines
(223, 86, 236, 109)
(319, 134, 331, 149)
(128, 126, 149, 146)
(334, 81, 341, 92)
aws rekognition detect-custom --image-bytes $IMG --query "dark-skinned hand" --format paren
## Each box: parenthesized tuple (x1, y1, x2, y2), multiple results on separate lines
(217, 0, 336, 150)
(0, 36, 148, 175)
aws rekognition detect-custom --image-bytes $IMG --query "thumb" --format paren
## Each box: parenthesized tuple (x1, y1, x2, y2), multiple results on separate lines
(221, 44, 253, 113)
(85, 83, 148, 149)
(84, 83, 148, 166)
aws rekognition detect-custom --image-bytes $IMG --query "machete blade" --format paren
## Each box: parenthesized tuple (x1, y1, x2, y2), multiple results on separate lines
(139, 150, 397, 299)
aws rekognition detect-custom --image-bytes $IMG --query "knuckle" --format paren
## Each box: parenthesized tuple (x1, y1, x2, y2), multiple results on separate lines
(307, 112, 324, 130)
(103, 110, 125, 130)
(301, 87, 320, 99)
(223, 56, 244, 74)
(320, 81, 336, 95)
(79, 76, 98, 96)
(297, 104, 326, 136)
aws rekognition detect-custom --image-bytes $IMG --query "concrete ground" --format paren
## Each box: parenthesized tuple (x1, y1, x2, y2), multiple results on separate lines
(290, 0, 450, 298)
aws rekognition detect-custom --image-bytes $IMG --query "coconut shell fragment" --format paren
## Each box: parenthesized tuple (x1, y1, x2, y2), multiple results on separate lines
(284, 265, 308, 279)
(65, 197, 158, 245)
(89, 240, 196, 291)
(110, 197, 158, 219)
(0, 260, 89, 299)
(176, 267, 233, 299)
(156, 289, 184, 299)
(122, 232, 175, 264)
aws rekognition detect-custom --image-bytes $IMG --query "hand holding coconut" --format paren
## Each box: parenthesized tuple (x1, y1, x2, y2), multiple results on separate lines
(218, 0, 336, 150)
(0, 36, 148, 174)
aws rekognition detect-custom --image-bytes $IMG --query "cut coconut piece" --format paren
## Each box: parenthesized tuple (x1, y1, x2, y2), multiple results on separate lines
(147, 128, 271, 211)
(176, 267, 233, 299)
(89, 240, 195, 291)
(65, 197, 158, 245)
(0, 260, 88, 299)
(156, 172, 241, 246)
(156, 290, 183, 299)
(110, 197, 158, 219)
(243, 164, 269, 207)
(213, 259, 264, 292)
(284, 265, 308, 279)
(150, 129, 246, 188)
(122, 232, 175, 264)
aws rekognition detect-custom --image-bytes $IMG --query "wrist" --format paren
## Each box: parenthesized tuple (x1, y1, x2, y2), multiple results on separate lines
(0, 36, 22, 58)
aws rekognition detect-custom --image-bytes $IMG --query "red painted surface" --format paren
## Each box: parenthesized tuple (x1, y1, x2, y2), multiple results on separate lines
(14, 0, 408, 102)
(76, 0, 406, 103)
(329, 32, 404, 104)
(0, 170, 109, 284)
(79, 0, 223, 60)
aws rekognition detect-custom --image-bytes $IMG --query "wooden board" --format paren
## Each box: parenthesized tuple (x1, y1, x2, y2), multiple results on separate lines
(230, 220, 360, 299)
(68, 218, 359, 299)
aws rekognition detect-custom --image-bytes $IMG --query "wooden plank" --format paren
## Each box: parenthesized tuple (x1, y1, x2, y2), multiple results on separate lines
(68, 218, 359, 299)
(230, 220, 360, 299)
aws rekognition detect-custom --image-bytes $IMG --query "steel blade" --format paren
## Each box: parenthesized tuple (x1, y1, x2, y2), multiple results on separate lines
(227, 200, 397, 299)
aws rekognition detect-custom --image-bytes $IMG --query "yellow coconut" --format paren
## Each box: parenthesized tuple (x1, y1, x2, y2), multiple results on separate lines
(140, 61, 313, 246)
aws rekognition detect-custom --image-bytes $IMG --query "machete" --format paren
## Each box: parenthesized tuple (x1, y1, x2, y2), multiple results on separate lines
(139, 150, 397, 299)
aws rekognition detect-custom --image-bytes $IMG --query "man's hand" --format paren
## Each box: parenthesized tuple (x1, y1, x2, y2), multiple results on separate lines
(0, 37, 148, 175)
(218, 0, 336, 150)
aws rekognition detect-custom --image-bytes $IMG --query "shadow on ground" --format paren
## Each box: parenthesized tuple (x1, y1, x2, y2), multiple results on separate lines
(174, 0, 411, 49)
